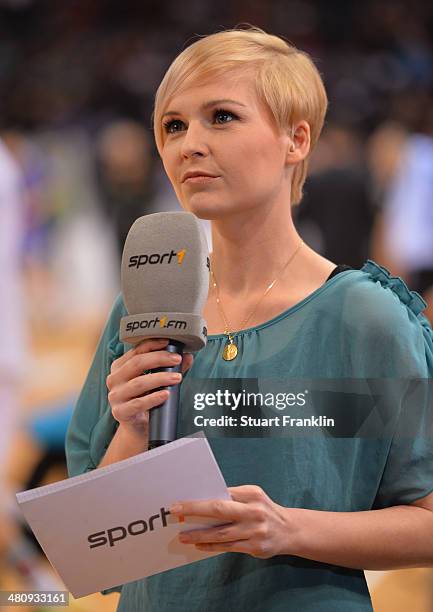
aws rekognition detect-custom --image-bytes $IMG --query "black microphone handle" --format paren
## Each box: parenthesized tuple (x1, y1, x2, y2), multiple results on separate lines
(148, 340, 184, 449)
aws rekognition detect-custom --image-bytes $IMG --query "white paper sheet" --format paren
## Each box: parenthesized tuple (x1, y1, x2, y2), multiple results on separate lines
(16, 434, 229, 598)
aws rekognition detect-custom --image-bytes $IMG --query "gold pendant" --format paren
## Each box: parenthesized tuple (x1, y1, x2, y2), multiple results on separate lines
(223, 342, 238, 361)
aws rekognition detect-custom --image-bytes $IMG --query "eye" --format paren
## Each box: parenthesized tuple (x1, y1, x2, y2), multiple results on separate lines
(213, 109, 238, 124)
(163, 119, 184, 134)
(162, 108, 239, 135)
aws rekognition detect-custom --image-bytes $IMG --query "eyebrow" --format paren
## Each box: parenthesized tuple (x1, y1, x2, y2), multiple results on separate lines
(162, 99, 247, 119)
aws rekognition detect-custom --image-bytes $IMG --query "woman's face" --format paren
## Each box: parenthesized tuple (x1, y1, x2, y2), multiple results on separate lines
(159, 70, 293, 219)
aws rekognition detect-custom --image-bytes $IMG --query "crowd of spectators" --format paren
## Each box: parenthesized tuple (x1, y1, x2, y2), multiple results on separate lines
(1, 0, 432, 289)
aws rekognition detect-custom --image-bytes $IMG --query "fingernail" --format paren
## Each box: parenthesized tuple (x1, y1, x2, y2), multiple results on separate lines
(170, 354, 182, 362)
(170, 504, 182, 514)
(169, 373, 182, 381)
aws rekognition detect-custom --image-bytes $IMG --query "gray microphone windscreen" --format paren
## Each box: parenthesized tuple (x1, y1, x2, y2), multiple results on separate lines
(119, 212, 209, 351)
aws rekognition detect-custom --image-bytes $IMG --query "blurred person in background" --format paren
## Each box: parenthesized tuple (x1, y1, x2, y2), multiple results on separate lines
(3, 128, 120, 326)
(0, 136, 27, 494)
(0, 135, 28, 581)
(366, 121, 408, 214)
(95, 119, 158, 262)
(294, 122, 376, 268)
(0, 130, 85, 590)
(367, 121, 409, 277)
(369, 94, 433, 323)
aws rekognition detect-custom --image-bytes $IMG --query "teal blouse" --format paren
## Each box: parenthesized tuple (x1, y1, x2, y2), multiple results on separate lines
(66, 260, 433, 611)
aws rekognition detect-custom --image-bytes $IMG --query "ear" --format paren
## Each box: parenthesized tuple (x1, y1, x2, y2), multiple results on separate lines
(286, 121, 311, 166)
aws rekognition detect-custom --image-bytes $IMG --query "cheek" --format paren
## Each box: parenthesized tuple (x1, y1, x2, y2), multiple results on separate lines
(161, 152, 174, 181)
(232, 140, 282, 186)
(161, 153, 182, 195)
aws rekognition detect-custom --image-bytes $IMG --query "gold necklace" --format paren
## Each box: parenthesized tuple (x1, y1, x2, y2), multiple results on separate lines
(210, 240, 304, 361)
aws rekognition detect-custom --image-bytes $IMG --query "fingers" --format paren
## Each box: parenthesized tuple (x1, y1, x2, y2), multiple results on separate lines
(228, 485, 268, 504)
(194, 541, 251, 554)
(170, 499, 256, 522)
(109, 345, 180, 386)
(106, 337, 194, 428)
(178, 514, 274, 559)
(179, 523, 245, 545)
(110, 370, 182, 404)
(110, 338, 169, 373)
(108, 340, 193, 391)
(112, 388, 170, 422)
(179, 526, 268, 557)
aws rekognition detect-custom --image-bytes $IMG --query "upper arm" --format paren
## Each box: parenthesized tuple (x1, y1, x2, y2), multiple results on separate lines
(410, 491, 433, 513)
(65, 293, 127, 477)
(355, 262, 433, 509)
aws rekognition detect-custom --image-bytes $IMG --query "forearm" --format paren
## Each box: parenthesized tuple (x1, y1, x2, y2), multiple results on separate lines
(98, 424, 148, 468)
(288, 505, 433, 570)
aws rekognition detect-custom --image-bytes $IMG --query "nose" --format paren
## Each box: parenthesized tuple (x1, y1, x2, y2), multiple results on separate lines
(180, 121, 209, 159)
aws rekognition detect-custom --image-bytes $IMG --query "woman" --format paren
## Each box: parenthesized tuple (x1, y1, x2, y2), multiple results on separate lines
(66, 26, 433, 611)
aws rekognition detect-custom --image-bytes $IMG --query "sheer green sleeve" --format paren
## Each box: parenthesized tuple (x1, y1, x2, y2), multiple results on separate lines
(358, 262, 433, 508)
(65, 293, 127, 477)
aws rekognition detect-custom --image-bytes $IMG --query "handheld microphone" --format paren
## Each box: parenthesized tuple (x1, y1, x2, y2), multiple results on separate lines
(119, 212, 209, 449)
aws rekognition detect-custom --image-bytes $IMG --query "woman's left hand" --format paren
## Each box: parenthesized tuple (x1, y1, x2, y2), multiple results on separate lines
(170, 485, 296, 558)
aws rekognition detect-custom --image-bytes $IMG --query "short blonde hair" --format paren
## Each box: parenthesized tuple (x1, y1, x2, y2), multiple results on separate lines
(153, 25, 328, 206)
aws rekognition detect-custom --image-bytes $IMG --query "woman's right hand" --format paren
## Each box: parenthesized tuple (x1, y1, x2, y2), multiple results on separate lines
(106, 338, 193, 439)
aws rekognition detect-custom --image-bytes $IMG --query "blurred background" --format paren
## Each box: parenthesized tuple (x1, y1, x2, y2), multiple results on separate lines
(1, 0, 433, 610)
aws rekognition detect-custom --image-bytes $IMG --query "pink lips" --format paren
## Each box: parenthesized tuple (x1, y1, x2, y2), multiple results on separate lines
(181, 169, 220, 183)
(184, 175, 220, 184)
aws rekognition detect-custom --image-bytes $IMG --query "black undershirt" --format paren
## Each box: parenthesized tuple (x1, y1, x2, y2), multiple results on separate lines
(326, 264, 353, 282)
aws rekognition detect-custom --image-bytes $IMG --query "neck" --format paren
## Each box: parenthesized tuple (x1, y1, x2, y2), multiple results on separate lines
(209, 201, 303, 298)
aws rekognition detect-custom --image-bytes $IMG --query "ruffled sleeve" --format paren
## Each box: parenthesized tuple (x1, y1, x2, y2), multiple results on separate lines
(65, 293, 127, 477)
(362, 259, 430, 319)
(360, 260, 433, 508)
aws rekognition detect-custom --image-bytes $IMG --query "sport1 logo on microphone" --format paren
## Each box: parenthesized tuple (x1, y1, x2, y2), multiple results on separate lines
(125, 316, 187, 333)
(128, 249, 186, 268)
